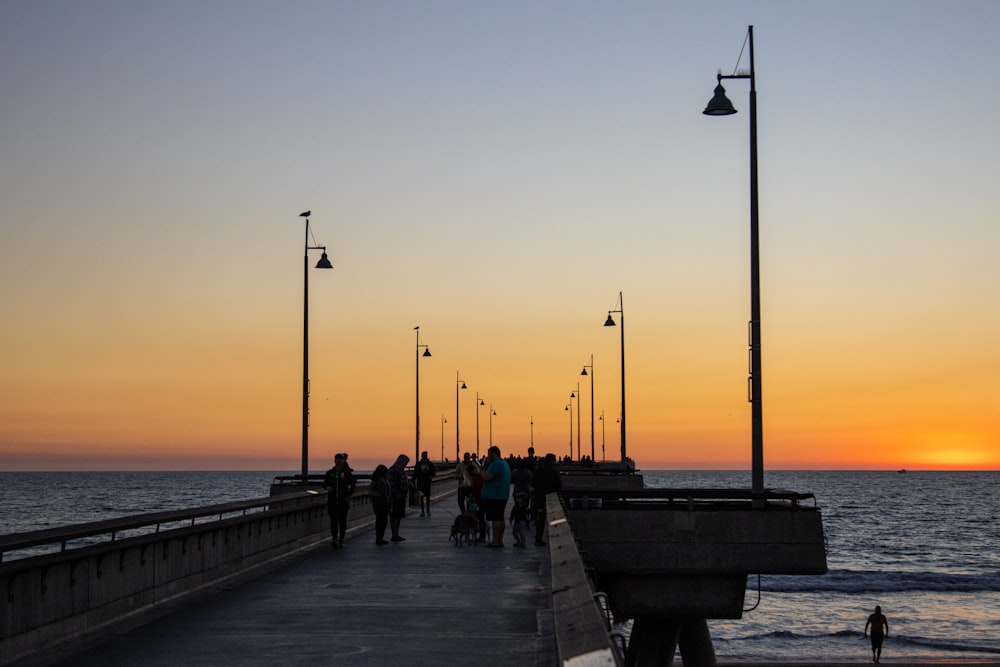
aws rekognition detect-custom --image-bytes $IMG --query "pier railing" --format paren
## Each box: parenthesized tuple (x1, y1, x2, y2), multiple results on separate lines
(0, 496, 289, 563)
(546, 493, 623, 666)
(560, 486, 819, 510)
(0, 475, 455, 666)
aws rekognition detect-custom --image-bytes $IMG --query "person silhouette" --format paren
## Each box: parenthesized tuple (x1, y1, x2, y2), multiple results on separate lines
(479, 445, 511, 547)
(368, 464, 391, 545)
(386, 454, 411, 542)
(413, 451, 436, 517)
(864, 604, 889, 663)
(322, 452, 355, 548)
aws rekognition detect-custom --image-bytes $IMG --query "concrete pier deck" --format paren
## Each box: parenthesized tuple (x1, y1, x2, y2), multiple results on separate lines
(34, 499, 555, 667)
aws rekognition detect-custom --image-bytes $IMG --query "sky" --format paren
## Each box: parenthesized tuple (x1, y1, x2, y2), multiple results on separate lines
(1, 1, 998, 473)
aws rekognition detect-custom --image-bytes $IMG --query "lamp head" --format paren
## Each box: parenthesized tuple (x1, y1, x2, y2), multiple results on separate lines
(604, 314, 616, 327)
(703, 79, 737, 116)
(580, 367, 588, 376)
(461, 382, 467, 389)
(423, 348, 432, 357)
(315, 252, 333, 269)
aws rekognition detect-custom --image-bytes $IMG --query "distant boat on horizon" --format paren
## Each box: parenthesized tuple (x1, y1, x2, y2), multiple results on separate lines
(898, 469, 907, 473)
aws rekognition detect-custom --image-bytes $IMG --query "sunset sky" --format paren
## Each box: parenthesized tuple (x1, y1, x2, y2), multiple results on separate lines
(2, 1, 997, 473)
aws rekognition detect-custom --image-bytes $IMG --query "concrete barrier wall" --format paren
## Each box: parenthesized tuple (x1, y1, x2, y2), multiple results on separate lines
(546, 493, 623, 666)
(0, 476, 454, 666)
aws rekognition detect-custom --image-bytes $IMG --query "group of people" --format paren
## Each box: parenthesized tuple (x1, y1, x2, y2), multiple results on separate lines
(455, 446, 562, 548)
(323, 451, 419, 547)
(323, 446, 564, 550)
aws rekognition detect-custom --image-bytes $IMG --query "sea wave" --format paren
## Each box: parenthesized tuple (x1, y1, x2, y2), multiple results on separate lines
(755, 569, 1000, 594)
(735, 630, 869, 642)
(740, 630, 803, 641)
(722, 630, 1000, 656)
(892, 635, 1000, 655)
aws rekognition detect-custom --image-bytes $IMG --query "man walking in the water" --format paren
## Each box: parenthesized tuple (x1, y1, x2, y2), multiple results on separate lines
(864, 605, 889, 663)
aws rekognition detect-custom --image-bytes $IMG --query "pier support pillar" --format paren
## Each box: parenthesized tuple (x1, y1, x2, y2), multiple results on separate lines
(625, 617, 717, 666)
(626, 616, 679, 666)
(677, 618, 717, 666)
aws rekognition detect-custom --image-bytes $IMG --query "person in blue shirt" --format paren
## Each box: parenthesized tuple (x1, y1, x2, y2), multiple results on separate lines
(479, 445, 511, 548)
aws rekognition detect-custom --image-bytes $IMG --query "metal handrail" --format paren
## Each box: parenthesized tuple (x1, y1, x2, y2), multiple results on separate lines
(0, 489, 327, 562)
(560, 487, 818, 508)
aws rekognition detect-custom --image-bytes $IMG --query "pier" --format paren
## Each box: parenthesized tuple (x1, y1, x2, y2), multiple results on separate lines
(2, 476, 616, 667)
(23, 496, 565, 666)
(1, 468, 831, 666)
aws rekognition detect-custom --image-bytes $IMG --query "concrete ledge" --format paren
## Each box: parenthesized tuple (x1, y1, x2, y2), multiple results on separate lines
(546, 494, 622, 666)
(565, 507, 827, 575)
(563, 504, 826, 621)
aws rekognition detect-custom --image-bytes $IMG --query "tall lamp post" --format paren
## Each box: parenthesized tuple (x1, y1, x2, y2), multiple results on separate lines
(570, 384, 581, 460)
(299, 210, 333, 483)
(475, 393, 485, 457)
(617, 417, 621, 456)
(704, 24, 764, 501)
(599, 410, 606, 461)
(414, 327, 431, 465)
(440, 415, 447, 461)
(604, 291, 626, 462)
(488, 405, 497, 448)
(455, 373, 467, 461)
(580, 355, 595, 461)
(564, 403, 573, 459)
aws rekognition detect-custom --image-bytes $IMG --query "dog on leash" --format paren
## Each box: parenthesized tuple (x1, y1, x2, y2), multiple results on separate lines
(449, 512, 479, 547)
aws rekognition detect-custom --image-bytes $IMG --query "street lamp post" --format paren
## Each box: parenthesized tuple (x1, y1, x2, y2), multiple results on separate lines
(298, 210, 333, 484)
(455, 373, 467, 461)
(704, 24, 764, 500)
(488, 405, 497, 448)
(564, 402, 573, 460)
(414, 327, 431, 465)
(441, 415, 447, 461)
(570, 384, 581, 460)
(581, 355, 595, 461)
(475, 393, 485, 457)
(599, 410, 606, 461)
(604, 291, 626, 462)
(580, 355, 594, 461)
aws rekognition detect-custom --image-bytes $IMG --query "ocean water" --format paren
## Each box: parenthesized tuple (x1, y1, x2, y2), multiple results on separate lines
(640, 470, 1000, 662)
(0, 471, 280, 537)
(1, 470, 997, 662)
